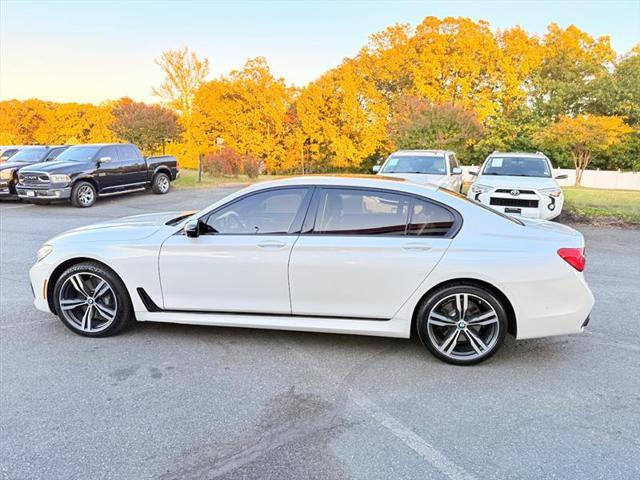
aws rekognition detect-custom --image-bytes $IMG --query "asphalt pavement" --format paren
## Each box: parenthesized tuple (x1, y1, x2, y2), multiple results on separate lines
(1, 187, 639, 480)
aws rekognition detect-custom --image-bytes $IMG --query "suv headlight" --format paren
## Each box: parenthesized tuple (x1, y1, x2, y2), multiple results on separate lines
(471, 183, 492, 194)
(540, 187, 563, 197)
(36, 245, 53, 262)
(49, 174, 71, 184)
(0, 169, 15, 180)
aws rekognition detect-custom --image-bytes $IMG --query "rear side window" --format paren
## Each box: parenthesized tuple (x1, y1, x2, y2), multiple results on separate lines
(407, 199, 455, 236)
(314, 188, 410, 235)
(118, 146, 140, 163)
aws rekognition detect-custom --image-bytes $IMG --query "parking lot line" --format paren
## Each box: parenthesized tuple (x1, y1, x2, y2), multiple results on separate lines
(293, 346, 478, 480)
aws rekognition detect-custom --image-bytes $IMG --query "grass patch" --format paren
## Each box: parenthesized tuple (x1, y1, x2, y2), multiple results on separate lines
(562, 187, 640, 225)
(174, 169, 283, 189)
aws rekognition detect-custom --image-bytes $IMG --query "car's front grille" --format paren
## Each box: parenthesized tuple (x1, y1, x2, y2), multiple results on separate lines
(490, 197, 539, 208)
(19, 173, 49, 185)
(494, 189, 536, 195)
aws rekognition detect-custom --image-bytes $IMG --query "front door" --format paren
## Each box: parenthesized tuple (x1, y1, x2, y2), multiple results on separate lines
(289, 188, 456, 319)
(94, 145, 123, 191)
(159, 187, 311, 313)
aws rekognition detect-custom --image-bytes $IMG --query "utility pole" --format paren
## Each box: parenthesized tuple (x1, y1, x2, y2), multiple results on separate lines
(198, 153, 203, 183)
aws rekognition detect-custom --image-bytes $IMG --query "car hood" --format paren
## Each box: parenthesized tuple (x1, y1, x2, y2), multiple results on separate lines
(0, 161, 32, 171)
(474, 175, 558, 190)
(21, 160, 91, 173)
(50, 211, 196, 244)
(379, 173, 448, 186)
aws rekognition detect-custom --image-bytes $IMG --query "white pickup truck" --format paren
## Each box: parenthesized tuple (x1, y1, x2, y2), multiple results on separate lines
(467, 151, 568, 220)
(373, 150, 463, 192)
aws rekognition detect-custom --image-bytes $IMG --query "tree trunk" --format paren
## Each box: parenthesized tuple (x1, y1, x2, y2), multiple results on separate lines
(572, 149, 592, 187)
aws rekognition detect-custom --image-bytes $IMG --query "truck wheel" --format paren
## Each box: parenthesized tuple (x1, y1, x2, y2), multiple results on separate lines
(152, 172, 170, 194)
(71, 181, 97, 208)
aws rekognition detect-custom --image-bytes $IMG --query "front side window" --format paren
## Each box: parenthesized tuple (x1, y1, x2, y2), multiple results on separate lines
(118, 146, 139, 163)
(381, 155, 447, 175)
(202, 188, 308, 235)
(482, 156, 551, 178)
(407, 199, 456, 236)
(98, 146, 119, 162)
(314, 188, 410, 235)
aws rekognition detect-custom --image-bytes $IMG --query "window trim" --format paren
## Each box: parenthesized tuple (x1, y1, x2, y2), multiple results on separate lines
(303, 186, 462, 239)
(197, 186, 314, 236)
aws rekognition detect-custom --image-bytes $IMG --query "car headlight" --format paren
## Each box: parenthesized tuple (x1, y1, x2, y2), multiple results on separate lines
(471, 183, 492, 194)
(0, 169, 15, 180)
(540, 187, 563, 198)
(36, 245, 53, 262)
(49, 174, 71, 184)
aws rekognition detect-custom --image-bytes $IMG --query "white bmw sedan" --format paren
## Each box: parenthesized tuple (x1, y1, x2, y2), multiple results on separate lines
(30, 176, 594, 365)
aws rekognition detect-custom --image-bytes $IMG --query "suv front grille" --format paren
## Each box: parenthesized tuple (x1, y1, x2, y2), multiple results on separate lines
(494, 189, 536, 195)
(490, 197, 539, 208)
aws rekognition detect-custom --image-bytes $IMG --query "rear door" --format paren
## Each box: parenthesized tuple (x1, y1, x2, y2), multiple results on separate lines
(289, 188, 457, 319)
(116, 145, 148, 185)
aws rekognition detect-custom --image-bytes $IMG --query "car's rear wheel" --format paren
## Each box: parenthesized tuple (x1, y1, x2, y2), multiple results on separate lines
(152, 172, 170, 194)
(71, 181, 97, 208)
(53, 261, 133, 337)
(416, 284, 508, 365)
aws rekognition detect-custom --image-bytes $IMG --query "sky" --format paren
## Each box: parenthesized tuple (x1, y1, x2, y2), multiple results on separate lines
(1, 0, 639, 104)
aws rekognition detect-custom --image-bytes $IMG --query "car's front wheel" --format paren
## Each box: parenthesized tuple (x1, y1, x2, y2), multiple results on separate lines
(53, 261, 133, 337)
(71, 181, 97, 208)
(416, 284, 508, 365)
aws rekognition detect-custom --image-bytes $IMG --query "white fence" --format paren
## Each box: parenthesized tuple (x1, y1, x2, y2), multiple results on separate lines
(461, 166, 640, 190)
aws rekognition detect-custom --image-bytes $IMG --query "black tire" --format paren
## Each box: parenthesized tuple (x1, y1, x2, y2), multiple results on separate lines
(53, 261, 133, 337)
(71, 181, 97, 208)
(416, 283, 508, 365)
(151, 172, 170, 194)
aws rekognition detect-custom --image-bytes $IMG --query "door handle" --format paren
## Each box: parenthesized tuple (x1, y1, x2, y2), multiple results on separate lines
(402, 243, 432, 251)
(257, 240, 287, 249)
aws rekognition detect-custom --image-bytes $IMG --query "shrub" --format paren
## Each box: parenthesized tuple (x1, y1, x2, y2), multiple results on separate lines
(243, 156, 261, 179)
(202, 147, 242, 176)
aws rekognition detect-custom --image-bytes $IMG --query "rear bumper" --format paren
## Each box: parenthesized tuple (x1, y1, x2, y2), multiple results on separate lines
(17, 185, 71, 200)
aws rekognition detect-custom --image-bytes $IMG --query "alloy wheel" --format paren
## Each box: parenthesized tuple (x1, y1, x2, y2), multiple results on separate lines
(58, 272, 118, 333)
(77, 185, 95, 206)
(426, 293, 500, 361)
(158, 175, 170, 193)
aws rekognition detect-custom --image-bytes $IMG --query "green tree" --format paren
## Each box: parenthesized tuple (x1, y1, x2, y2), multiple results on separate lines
(110, 98, 183, 154)
(388, 99, 483, 163)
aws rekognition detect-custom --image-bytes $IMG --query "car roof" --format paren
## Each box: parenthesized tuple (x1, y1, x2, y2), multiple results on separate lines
(488, 151, 547, 158)
(390, 149, 452, 157)
(245, 175, 439, 192)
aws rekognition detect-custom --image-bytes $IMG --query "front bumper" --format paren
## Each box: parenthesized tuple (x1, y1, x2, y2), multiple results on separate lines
(468, 189, 563, 220)
(17, 185, 71, 200)
(30, 260, 56, 314)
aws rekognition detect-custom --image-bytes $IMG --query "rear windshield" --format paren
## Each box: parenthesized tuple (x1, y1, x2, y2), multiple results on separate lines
(381, 155, 446, 175)
(7, 147, 48, 162)
(55, 146, 100, 162)
(482, 156, 551, 178)
(439, 188, 524, 225)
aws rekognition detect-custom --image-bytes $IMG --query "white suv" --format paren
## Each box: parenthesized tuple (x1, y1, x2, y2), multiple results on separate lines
(373, 150, 463, 192)
(468, 152, 567, 220)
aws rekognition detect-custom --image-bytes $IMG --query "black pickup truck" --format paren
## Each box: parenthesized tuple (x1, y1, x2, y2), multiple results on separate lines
(1, 146, 69, 199)
(17, 143, 179, 207)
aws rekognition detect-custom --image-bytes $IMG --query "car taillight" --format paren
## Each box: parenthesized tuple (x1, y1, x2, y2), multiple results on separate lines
(557, 247, 585, 272)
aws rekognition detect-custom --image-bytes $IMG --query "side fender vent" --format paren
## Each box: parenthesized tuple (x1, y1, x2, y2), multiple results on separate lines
(137, 288, 162, 312)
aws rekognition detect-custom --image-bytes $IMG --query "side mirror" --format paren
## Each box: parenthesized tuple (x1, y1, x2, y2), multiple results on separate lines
(452, 167, 462, 175)
(469, 171, 478, 176)
(555, 174, 568, 180)
(372, 165, 381, 173)
(98, 156, 111, 164)
(184, 219, 200, 238)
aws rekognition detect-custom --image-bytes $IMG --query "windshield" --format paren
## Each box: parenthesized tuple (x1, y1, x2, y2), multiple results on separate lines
(7, 147, 48, 162)
(54, 146, 100, 162)
(381, 155, 447, 175)
(481, 156, 551, 178)
(439, 188, 524, 225)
